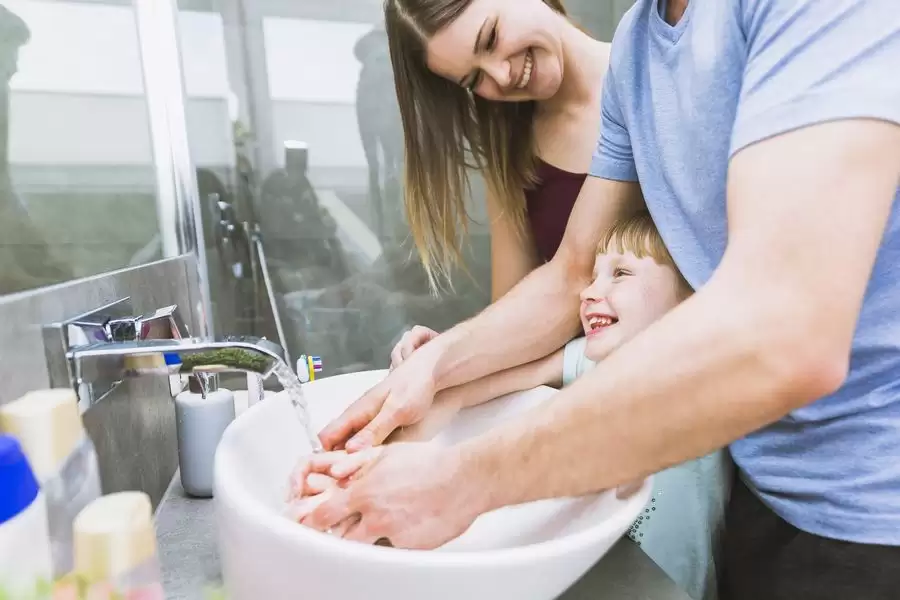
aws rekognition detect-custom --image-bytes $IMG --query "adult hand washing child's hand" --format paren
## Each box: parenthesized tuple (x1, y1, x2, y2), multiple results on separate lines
(287, 388, 469, 544)
(292, 442, 485, 549)
(285, 447, 385, 535)
(288, 448, 382, 501)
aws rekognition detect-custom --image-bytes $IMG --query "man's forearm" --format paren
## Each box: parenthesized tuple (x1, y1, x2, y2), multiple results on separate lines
(459, 265, 845, 510)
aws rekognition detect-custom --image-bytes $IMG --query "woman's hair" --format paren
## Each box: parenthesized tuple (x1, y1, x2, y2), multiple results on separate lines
(385, 0, 568, 289)
(597, 212, 684, 278)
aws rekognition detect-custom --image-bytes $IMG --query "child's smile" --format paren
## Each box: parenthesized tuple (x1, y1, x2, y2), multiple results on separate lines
(584, 311, 618, 336)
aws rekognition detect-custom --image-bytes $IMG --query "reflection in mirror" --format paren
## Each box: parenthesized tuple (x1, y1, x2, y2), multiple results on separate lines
(354, 26, 404, 243)
(0, 4, 72, 293)
(0, 0, 164, 297)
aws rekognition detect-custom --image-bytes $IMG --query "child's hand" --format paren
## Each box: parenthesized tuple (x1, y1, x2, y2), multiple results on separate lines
(285, 490, 332, 522)
(287, 448, 383, 503)
(285, 462, 342, 523)
(287, 451, 344, 502)
(286, 448, 385, 535)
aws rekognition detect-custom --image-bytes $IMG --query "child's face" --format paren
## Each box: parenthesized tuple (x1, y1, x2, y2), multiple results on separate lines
(579, 248, 687, 362)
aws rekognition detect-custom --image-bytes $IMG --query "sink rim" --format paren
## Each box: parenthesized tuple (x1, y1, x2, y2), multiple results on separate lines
(215, 370, 653, 567)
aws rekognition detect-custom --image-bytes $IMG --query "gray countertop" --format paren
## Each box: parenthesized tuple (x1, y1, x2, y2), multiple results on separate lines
(154, 474, 691, 600)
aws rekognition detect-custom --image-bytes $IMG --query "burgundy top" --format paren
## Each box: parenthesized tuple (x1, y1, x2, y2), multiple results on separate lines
(524, 159, 588, 263)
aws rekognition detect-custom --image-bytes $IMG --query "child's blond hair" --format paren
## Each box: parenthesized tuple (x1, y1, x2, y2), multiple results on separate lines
(597, 212, 691, 289)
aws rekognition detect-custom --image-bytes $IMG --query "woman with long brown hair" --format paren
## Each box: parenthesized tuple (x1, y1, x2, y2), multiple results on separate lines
(384, 0, 612, 361)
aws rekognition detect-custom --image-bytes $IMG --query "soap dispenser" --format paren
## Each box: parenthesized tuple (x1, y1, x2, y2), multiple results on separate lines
(0, 388, 102, 577)
(175, 372, 235, 497)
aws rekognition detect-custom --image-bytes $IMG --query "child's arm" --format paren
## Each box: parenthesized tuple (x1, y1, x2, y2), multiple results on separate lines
(443, 346, 564, 407)
(387, 348, 564, 443)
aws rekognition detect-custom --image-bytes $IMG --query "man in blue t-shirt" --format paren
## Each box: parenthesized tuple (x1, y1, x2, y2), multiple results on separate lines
(301, 1, 900, 597)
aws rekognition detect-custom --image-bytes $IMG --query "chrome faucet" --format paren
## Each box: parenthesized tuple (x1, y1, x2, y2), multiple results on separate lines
(42, 298, 291, 410)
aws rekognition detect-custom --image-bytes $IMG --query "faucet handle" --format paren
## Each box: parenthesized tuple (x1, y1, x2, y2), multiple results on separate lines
(68, 316, 119, 345)
(135, 304, 190, 341)
(69, 298, 144, 344)
(71, 303, 189, 344)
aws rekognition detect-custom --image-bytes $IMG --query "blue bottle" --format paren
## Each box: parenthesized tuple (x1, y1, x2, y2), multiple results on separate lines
(0, 434, 53, 595)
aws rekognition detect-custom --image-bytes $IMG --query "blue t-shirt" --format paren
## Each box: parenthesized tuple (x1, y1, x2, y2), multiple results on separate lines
(590, 0, 900, 545)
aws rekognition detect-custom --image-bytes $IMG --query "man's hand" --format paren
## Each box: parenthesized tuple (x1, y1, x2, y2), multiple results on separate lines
(286, 449, 378, 534)
(299, 443, 488, 549)
(319, 351, 439, 451)
(288, 450, 353, 502)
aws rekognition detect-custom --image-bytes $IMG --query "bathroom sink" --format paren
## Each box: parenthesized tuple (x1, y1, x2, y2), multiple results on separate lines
(214, 370, 652, 600)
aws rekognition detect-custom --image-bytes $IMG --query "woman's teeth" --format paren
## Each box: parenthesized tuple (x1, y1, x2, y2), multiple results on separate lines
(517, 50, 533, 89)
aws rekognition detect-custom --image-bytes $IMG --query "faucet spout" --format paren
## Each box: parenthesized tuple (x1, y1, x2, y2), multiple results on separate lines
(72, 336, 288, 378)
(43, 298, 296, 411)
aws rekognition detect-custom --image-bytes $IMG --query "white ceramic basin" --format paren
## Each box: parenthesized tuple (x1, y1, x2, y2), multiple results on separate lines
(214, 370, 651, 600)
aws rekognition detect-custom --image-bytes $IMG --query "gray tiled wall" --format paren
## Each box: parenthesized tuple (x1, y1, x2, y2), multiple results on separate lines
(0, 255, 201, 508)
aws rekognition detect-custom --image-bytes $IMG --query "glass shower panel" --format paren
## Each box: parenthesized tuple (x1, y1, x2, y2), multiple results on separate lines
(174, 0, 634, 378)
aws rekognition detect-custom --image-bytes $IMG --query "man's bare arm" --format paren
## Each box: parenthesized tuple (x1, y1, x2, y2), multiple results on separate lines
(428, 177, 644, 392)
(456, 119, 900, 508)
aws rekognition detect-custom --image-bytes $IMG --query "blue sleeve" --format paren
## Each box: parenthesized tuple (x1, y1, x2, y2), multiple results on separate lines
(730, 0, 900, 157)
(589, 66, 639, 182)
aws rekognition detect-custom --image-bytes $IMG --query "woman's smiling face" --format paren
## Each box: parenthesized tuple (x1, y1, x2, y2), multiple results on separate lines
(424, 0, 566, 102)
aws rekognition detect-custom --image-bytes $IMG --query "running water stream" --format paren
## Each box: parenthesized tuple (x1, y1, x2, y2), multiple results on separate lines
(272, 362, 323, 453)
